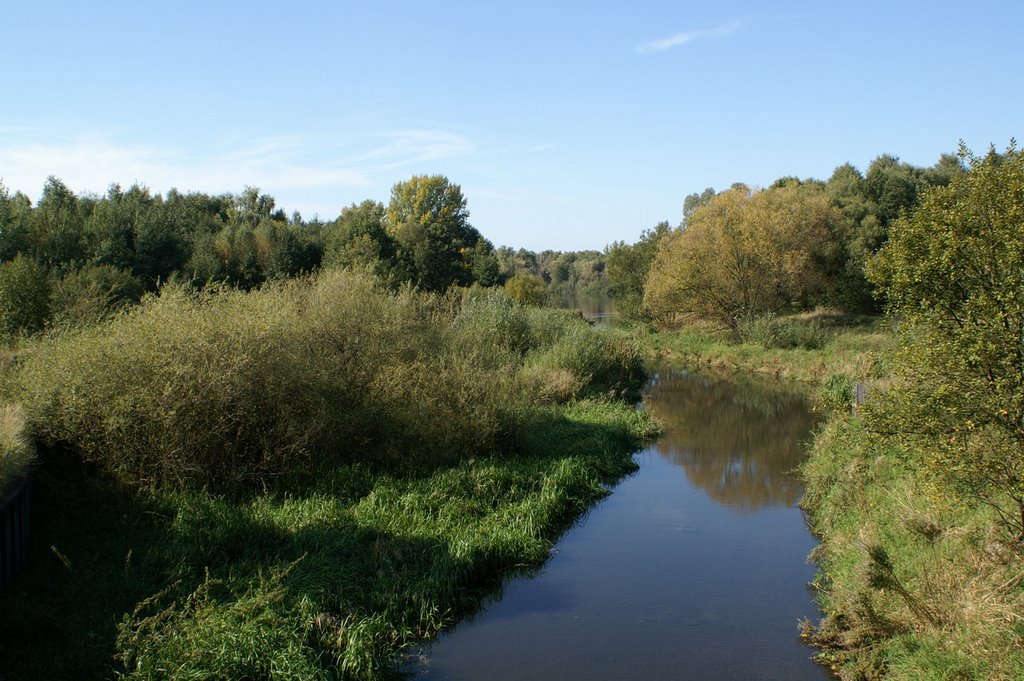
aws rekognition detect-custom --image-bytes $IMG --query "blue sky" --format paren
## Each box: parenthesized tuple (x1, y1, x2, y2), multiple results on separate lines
(2, 1, 1021, 251)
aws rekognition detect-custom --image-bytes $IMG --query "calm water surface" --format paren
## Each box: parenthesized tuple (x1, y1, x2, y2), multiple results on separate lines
(409, 370, 831, 680)
(555, 292, 618, 326)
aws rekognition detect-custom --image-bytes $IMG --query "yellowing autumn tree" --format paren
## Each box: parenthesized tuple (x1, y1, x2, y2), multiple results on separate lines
(643, 184, 836, 327)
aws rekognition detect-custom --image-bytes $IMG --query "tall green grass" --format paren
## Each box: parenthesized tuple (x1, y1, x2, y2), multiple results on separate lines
(1, 402, 653, 680)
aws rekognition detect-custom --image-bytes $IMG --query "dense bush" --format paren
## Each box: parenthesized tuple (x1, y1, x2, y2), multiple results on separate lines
(12, 270, 639, 490)
(50, 264, 145, 328)
(0, 255, 51, 339)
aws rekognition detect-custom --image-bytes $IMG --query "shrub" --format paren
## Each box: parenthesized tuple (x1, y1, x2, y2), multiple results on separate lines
(503, 273, 549, 306)
(50, 264, 144, 328)
(12, 269, 644, 490)
(735, 312, 829, 350)
(868, 144, 1024, 539)
(816, 373, 853, 414)
(450, 292, 532, 368)
(525, 324, 642, 400)
(0, 254, 50, 338)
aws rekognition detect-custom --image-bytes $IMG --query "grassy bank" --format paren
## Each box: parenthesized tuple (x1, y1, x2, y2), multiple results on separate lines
(801, 414, 1024, 680)
(2, 402, 652, 680)
(0, 271, 656, 680)
(641, 311, 890, 384)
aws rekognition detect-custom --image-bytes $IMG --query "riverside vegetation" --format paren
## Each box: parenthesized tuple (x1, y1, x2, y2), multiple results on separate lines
(3, 142, 1022, 680)
(629, 145, 1024, 680)
(0, 269, 655, 680)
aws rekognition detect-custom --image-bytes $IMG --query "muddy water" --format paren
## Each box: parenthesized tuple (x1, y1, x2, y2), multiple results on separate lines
(410, 370, 830, 680)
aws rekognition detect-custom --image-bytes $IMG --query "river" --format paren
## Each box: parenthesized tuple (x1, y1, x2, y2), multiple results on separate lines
(407, 369, 830, 680)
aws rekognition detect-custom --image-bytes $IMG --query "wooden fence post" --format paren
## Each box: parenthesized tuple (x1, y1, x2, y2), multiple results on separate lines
(852, 382, 867, 414)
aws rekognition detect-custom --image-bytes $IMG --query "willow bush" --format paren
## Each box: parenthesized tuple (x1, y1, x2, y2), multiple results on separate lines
(12, 269, 637, 491)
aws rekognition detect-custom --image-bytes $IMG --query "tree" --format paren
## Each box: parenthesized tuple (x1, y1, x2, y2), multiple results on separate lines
(0, 254, 51, 337)
(385, 175, 486, 291)
(868, 143, 1024, 538)
(503, 273, 549, 306)
(644, 184, 835, 328)
(469, 238, 499, 287)
(605, 221, 670, 321)
(32, 176, 86, 271)
(0, 182, 34, 263)
(323, 201, 402, 280)
(682, 187, 716, 225)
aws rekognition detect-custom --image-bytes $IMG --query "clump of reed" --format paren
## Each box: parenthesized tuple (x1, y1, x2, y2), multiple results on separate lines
(0, 403, 34, 500)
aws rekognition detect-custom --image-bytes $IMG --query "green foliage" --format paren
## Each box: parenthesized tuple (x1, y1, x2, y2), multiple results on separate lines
(524, 323, 643, 402)
(824, 154, 964, 313)
(0, 254, 51, 338)
(322, 200, 398, 279)
(0, 400, 652, 680)
(503, 272, 549, 306)
(494, 247, 609, 300)
(12, 269, 643, 491)
(605, 221, 669, 321)
(868, 143, 1024, 537)
(681, 186, 716, 225)
(0, 182, 35, 263)
(50, 264, 144, 328)
(816, 373, 853, 414)
(32, 176, 87, 271)
(385, 175, 490, 291)
(117, 566, 326, 681)
(734, 312, 830, 350)
(640, 312, 890, 382)
(801, 415, 1024, 680)
(451, 291, 533, 366)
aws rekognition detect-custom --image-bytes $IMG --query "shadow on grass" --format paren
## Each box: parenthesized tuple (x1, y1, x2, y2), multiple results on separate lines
(0, 402, 652, 680)
(0, 451, 450, 680)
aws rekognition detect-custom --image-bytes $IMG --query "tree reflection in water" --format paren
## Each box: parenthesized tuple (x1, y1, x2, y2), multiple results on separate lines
(642, 369, 817, 511)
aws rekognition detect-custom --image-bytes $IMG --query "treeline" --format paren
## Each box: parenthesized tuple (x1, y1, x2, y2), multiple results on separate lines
(495, 247, 607, 302)
(0, 174, 608, 338)
(606, 152, 965, 326)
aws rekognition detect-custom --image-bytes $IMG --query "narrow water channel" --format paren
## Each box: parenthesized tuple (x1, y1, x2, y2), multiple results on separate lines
(408, 369, 831, 680)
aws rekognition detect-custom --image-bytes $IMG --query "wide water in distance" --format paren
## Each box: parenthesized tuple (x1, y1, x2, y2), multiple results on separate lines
(409, 370, 831, 680)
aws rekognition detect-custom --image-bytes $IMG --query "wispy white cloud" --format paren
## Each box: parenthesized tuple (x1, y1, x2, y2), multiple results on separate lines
(525, 143, 556, 153)
(0, 128, 476, 201)
(636, 20, 742, 54)
(358, 129, 475, 169)
(0, 135, 370, 197)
